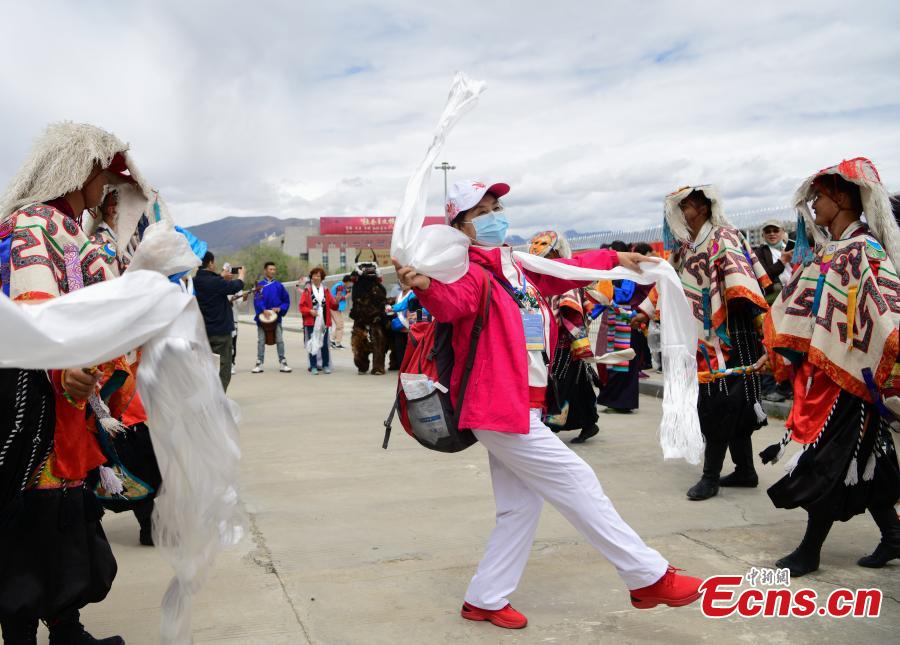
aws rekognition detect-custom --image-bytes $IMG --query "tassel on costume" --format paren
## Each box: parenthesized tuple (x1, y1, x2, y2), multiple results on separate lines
(760, 429, 791, 464)
(862, 451, 877, 482)
(844, 456, 859, 486)
(792, 216, 815, 266)
(760, 442, 785, 464)
(99, 465, 124, 495)
(811, 273, 826, 313)
(701, 288, 712, 334)
(754, 401, 767, 423)
(89, 392, 127, 436)
(784, 449, 805, 476)
(663, 218, 677, 251)
(100, 416, 127, 434)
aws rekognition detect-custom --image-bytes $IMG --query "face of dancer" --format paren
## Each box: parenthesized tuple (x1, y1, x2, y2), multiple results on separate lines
(811, 189, 841, 227)
(103, 194, 119, 226)
(452, 193, 500, 243)
(680, 196, 710, 236)
(763, 226, 783, 245)
(311, 272, 323, 286)
(82, 166, 111, 210)
(265, 264, 277, 280)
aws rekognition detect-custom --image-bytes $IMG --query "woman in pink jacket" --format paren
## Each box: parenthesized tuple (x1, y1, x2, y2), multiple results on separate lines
(395, 179, 703, 630)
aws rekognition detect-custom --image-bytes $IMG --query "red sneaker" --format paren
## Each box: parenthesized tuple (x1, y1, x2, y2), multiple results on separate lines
(630, 565, 702, 609)
(461, 602, 528, 629)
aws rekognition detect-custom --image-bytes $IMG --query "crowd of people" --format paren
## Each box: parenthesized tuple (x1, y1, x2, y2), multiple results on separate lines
(193, 258, 428, 381)
(0, 118, 897, 642)
(393, 172, 900, 628)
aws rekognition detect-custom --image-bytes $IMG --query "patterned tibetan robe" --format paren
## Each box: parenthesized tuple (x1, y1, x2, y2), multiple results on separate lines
(764, 222, 900, 520)
(3, 202, 118, 487)
(640, 223, 771, 441)
(544, 287, 600, 432)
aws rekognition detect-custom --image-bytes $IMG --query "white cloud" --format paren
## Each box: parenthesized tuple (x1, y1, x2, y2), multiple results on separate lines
(0, 0, 898, 239)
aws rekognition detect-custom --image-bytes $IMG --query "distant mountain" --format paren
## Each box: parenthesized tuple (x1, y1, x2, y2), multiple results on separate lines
(188, 216, 318, 254)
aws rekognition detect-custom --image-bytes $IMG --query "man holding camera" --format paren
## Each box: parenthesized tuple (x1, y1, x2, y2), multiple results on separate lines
(194, 251, 245, 392)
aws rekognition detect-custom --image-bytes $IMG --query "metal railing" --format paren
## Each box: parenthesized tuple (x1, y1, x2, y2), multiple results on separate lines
(265, 204, 798, 315)
(513, 204, 797, 251)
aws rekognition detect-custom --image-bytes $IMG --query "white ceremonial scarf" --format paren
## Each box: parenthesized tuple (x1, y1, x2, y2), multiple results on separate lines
(306, 283, 326, 358)
(0, 270, 244, 644)
(389, 73, 702, 464)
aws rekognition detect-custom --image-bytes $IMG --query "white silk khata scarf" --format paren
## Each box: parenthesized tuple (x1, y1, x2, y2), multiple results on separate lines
(0, 270, 244, 644)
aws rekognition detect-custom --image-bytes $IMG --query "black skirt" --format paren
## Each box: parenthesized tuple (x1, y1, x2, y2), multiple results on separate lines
(0, 486, 117, 621)
(546, 344, 599, 432)
(0, 369, 54, 523)
(597, 329, 643, 411)
(768, 392, 900, 522)
(698, 374, 767, 442)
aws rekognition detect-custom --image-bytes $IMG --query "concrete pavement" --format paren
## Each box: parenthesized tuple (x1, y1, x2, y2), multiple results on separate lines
(58, 328, 898, 644)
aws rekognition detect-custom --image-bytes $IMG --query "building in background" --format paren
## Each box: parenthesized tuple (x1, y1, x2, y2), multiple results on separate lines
(265, 215, 444, 271)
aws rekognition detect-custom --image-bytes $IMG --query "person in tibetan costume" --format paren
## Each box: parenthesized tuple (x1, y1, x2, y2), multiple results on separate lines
(93, 354, 162, 549)
(760, 158, 900, 575)
(528, 231, 601, 443)
(635, 186, 771, 501)
(83, 189, 163, 549)
(595, 242, 654, 414)
(0, 122, 153, 645)
(87, 190, 122, 276)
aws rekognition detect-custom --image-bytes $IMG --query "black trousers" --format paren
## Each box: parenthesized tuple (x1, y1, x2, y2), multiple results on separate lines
(702, 433, 756, 481)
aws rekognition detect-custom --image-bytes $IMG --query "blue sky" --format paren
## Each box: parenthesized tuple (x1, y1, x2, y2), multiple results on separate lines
(0, 1, 898, 237)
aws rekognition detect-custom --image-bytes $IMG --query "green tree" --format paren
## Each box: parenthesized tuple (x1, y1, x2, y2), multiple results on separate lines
(225, 244, 308, 285)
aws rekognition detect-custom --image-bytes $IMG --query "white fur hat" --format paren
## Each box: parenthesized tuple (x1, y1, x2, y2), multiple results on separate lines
(0, 121, 171, 264)
(792, 157, 900, 267)
(663, 184, 732, 245)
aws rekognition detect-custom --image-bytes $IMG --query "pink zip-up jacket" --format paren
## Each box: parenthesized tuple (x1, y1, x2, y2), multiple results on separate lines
(413, 246, 618, 434)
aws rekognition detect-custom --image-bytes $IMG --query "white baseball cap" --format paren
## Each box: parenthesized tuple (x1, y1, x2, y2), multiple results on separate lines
(445, 179, 510, 222)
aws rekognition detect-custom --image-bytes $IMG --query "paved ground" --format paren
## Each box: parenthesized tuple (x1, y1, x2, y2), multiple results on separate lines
(48, 327, 898, 644)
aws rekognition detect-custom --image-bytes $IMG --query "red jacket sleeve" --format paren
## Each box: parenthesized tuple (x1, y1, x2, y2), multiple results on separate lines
(525, 249, 619, 298)
(298, 290, 313, 317)
(327, 290, 339, 311)
(414, 266, 482, 322)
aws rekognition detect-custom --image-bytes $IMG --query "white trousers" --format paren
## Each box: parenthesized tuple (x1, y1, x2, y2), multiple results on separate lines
(465, 410, 668, 610)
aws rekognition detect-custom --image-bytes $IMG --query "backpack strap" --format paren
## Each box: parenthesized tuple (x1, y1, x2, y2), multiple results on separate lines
(382, 388, 400, 449)
(452, 266, 492, 428)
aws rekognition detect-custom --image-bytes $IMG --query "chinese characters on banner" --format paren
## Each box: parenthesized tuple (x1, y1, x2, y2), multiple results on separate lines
(320, 216, 444, 235)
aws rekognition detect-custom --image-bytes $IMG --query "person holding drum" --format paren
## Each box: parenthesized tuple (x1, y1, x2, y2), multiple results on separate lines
(252, 261, 293, 373)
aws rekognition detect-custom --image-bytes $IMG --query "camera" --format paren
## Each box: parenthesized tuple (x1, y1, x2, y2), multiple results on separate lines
(230, 266, 242, 275)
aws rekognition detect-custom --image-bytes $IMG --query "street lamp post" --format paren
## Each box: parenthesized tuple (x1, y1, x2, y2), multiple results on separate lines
(435, 161, 456, 223)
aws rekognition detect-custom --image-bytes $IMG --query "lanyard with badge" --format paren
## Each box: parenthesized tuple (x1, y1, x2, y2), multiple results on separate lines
(510, 275, 545, 352)
(500, 269, 562, 414)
